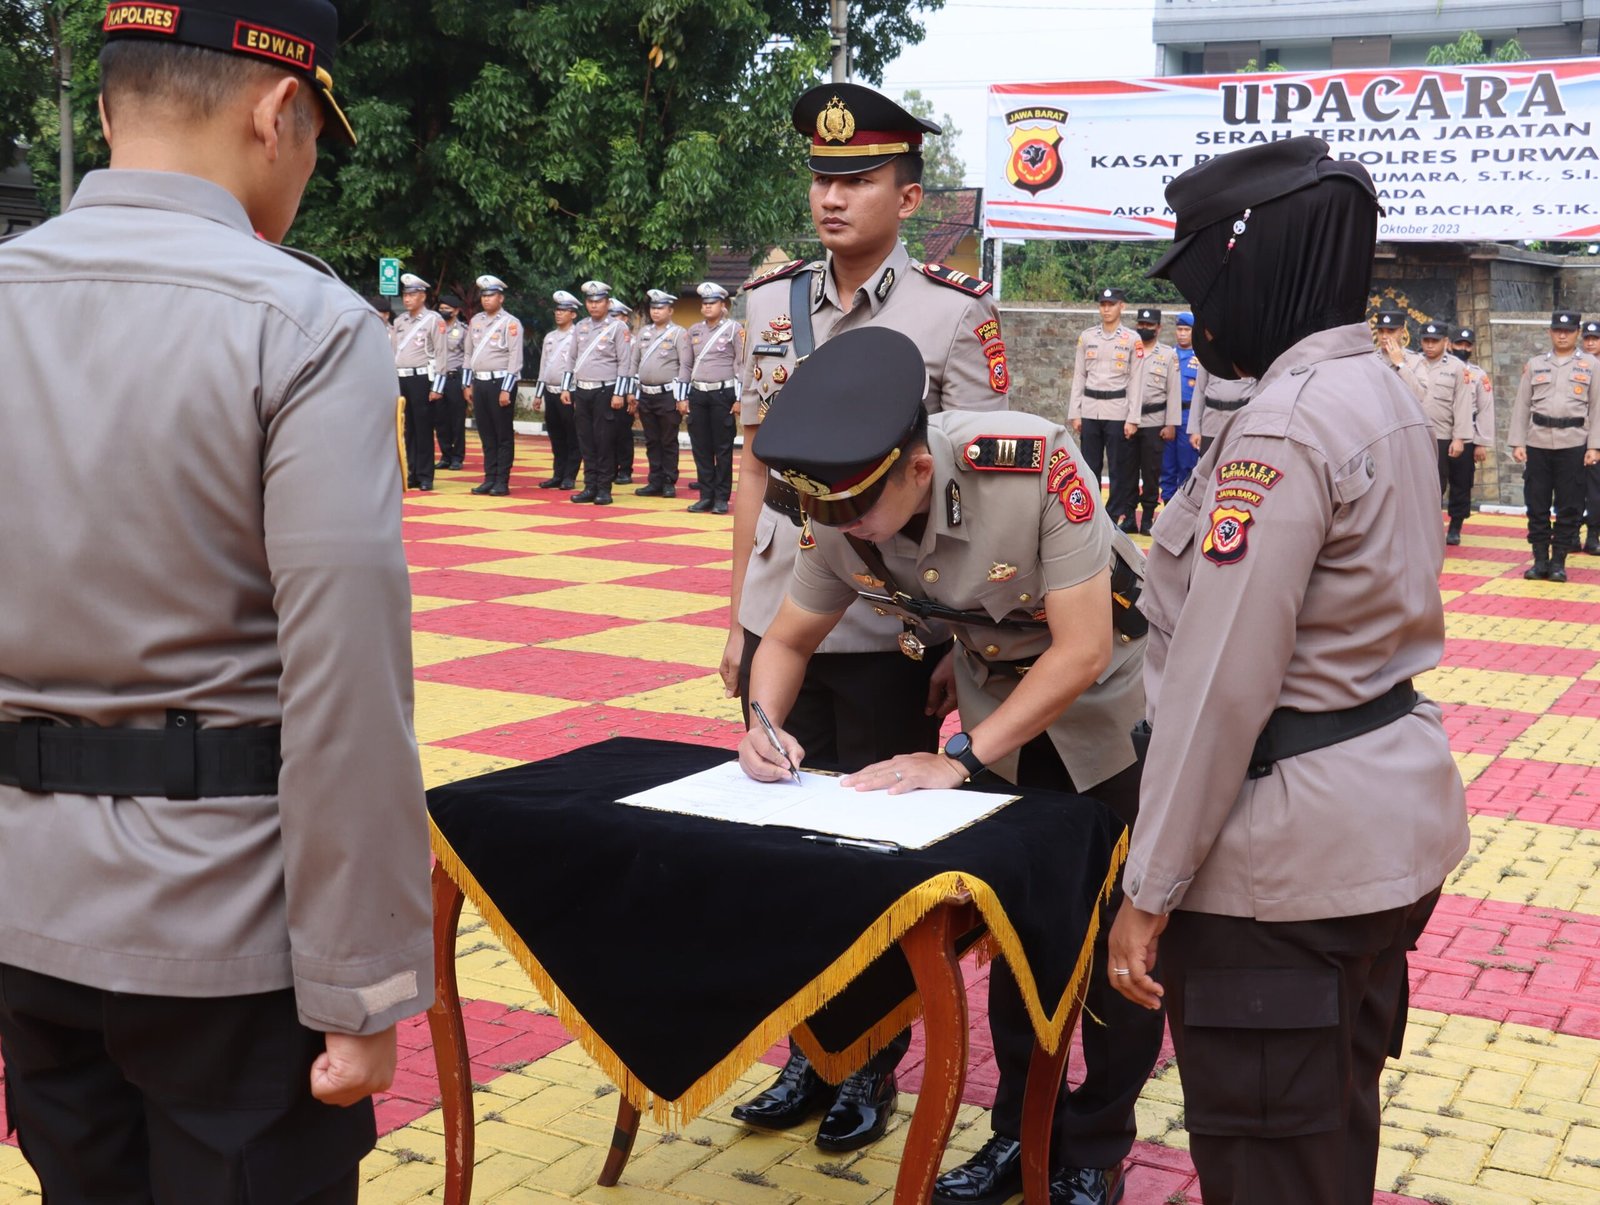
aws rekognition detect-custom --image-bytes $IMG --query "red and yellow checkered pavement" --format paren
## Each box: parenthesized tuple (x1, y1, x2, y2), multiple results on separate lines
(3, 434, 1599, 1204)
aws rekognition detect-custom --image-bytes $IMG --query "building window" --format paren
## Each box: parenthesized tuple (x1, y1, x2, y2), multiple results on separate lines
(1331, 35, 1391, 68)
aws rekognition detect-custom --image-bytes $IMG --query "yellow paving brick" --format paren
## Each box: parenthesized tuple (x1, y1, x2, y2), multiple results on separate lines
(1375, 1143, 1417, 1191)
(1442, 555, 1516, 577)
(1446, 612, 1600, 652)
(1407, 1133, 1492, 1183)
(429, 530, 618, 555)
(413, 682, 578, 742)
(602, 510, 732, 530)
(455, 555, 672, 583)
(1488, 1129, 1561, 1177)
(407, 509, 582, 532)
(1477, 1168, 1599, 1204)
(1415, 666, 1576, 715)
(1440, 588, 1464, 603)
(413, 631, 522, 667)
(648, 530, 739, 549)
(487, 1186, 579, 1204)
(1389, 1070, 1462, 1113)
(1473, 577, 1600, 604)
(1444, 816, 1600, 914)
(1401, 1174, 1535, 1204)
(1454, 750, 1496, 785)
(609, 674, 744, 722)
(660, 1167, 802, 1202)
(502, 584, 726, 622)
(543, 621, 726, 668)
(411, 593, 472, 613)
(760, 1159, 887, 1204)
(359, 1158, 446, 1203)
(1504, 714, 1600, 767)
(419, 745, 523, 790)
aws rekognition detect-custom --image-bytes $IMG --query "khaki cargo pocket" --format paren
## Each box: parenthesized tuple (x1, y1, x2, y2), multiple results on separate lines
(1179, 967, 1343, 1138)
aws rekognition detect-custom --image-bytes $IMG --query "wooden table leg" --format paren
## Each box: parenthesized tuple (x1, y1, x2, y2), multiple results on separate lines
(893, 900, 978, 1205)
(597, 1097, 643, 1187)
(1018, 976, 1087, 1205)
(426, 863, 474, 1205)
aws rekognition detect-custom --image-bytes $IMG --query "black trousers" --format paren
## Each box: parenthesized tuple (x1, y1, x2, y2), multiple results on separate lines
(1199, 435, 1216, 456)
(738, 627, 948, 1080)
(1584, 461, 1600, 541)
(541, 386, 581, 485)
(471, 378, 516, 487)
(0, 964, 372, 1204)
(398, 374, 435, 489)
(985, 737, 1163, 1170)
(613, 409, 636, 480)
(571, 384, 618, 490)
(1079, 418, 1131, 520)
(1160, 890, 1441, 1205)
(434, 376, 467, 466)
(1129, 425, 1166, 518)
(688, 387, 737, 504)
(1436, 439, 1474, 523)
(1523, 445, 1585, 552)
(638, 392, 683, 489)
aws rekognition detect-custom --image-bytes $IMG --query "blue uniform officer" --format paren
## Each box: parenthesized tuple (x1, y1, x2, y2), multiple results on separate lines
(1160, 311, 1200, 500)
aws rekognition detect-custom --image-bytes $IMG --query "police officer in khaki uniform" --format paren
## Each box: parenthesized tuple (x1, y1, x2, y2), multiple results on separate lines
(0, 2, 431, 1197)
(464, 274, 524, 497)
(1070, 287, 1143, 530)
(1123, 307, 1181, 533)
(631, 288, 692, 497)
(685, 282, 745, 514)
(1582, 321, 1600, 554)
(726, 82, 1008, 1161)
(1399, 319, 1476, 543)
(1109, 137, 1470, 1205)
(1447, 327, 1495, 546)
(392, 272, 446, 491)
(535, 290, 582, 490)
(558, 280, 631, 505)
(1509, 310, 1600, 581)
(610, 298, 640, 484)
(1186, 365, 1257, 454)
(435, 293, 468, 471)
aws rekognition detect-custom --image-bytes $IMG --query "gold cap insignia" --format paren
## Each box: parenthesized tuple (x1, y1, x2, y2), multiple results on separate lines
(784, 470, 831, 498)
(817, 96, 857, 144)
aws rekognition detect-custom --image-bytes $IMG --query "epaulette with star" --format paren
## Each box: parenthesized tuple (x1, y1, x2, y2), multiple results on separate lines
(918, 262, 993, 297)
(742, 259, 810, 292)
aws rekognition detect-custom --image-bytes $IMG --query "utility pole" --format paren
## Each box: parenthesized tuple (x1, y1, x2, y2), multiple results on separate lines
(830, 0, 849, 83)
(46, 5, 73, 210)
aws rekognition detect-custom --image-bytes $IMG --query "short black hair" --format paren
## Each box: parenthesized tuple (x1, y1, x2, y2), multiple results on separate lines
(893, 154, 925, 188)
(100, 40, 314, 137)
(885, 408, 931, 482)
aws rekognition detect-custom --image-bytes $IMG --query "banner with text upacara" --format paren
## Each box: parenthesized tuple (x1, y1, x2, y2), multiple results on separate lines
(985, 59, 1600, 243)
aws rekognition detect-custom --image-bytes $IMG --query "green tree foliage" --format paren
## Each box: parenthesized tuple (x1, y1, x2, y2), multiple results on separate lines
(1002, 240, 1184, 305)
(1424, 30, 1528, 65)
(899, 88, 964, 189)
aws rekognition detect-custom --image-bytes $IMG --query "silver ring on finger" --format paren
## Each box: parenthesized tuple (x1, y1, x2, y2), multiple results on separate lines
(894, 770, 903, 781)
(1111, 968, 1131, 976)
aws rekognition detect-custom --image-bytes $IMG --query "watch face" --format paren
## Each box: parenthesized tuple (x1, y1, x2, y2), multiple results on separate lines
(945, 732, 971, 759)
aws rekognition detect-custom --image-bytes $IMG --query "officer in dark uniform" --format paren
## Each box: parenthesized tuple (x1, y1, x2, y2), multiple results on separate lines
(434, 293, 468, 471)
(1160, 311, 1200, 500)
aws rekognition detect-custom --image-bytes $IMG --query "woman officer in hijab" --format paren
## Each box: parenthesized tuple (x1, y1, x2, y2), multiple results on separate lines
(1106, 138, 1470, 1204)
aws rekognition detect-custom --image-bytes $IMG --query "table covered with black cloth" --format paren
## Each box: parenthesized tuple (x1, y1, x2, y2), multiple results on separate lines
(427, 737, 1126, 1125)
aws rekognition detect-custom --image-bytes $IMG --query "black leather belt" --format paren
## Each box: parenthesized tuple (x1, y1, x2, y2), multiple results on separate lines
(0, 713, 282, 799)
(1140, 402, 1167, 415)
(1084, 387, 1126, 400)
(1247, 679, 1417, 780)
(765, 472, 805, 526)
(1207, 398, 1248, 412)
(1531, 414, 1585, 429)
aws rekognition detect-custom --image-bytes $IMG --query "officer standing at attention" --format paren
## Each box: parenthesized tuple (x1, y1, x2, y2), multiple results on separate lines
(1109, 136, 1470, 1205)
(1160, 311, 1200, 501)
(1448, 327, 1495, 546)
(1069, 286, 1143, 530)
(725, 81, 1010, 1167)
(1581, 321, 1600, 555)
(632, 288, 692, 497)
(1509, 310, 1600, 581)
(434, 293, 469, 471)
(0, 2, 432, 1197)
(1398, 319, 1476, 544)
(464, 274, 524, 497)
(1123, 307, 1181, 534)
(685, 282, 745, 514)
(559, 280, 630, 505)
(536, 290, 582, 490)
(1186, 363, 1257, 456)
(392, 272, 446, 491)
(610, 298, 640, 485)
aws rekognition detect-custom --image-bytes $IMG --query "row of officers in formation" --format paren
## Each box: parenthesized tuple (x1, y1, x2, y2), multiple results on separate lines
(1073, 296, 1600, 583)
(384, 272, 743, 510)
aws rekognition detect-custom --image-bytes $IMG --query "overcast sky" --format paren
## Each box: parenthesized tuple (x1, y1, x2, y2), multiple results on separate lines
(879, 0, 1161, 186)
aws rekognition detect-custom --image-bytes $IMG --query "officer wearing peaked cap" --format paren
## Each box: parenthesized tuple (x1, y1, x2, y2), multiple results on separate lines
(1449, 326, 1496, 546)
(726, 78, 1016, 1173)
(558, 280, 631, 504)
(1123, 307, 1181, 533)
(685, 281, 744, 514)
(434, 292, 468, 471)
(1071, 286, 1144, 532)
(393, 272, 447, 491)
(0, 1, 431, 1196)
(630, 289, 692, 497)
(536, 291, 582, 489)
(464, 274, 524, 496)
(1400, 319, 1476, 544)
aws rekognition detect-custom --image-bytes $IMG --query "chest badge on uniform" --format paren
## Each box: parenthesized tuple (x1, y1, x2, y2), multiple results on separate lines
(898, 631, 926, 661)
(1202, 506, 1255, 566)
(772, 365, 789, 385)
(988, 562, 1018, 582)
(753, 365, 763, 382)
(763, 315, 794, 343)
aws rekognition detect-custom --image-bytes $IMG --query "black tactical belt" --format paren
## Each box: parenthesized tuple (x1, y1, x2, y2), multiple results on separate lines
(0, 713, 282, 799)
(1084, 387, 1126, 400)
(1140, 402, 1167, 415)
(766, 472, 805, 525)
(1531, 414, 1585, 429)
(1246, 679, 1417, 780)
(1207, 398, 1248, 412)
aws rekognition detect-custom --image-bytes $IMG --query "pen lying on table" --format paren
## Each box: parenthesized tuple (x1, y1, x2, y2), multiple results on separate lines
(800, 834, 903, 856)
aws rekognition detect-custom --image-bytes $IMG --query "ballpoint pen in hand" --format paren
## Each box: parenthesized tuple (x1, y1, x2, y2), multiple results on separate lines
(749, 701, 801, 784)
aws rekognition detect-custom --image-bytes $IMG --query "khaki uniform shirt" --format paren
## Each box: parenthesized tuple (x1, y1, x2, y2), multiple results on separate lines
(465, 308, 525, 393)
(631, 322, 692, 391)
(1128, 324, 1470, 922)
(1398, 350, 1475, 441)
(739, 242, 1010, 652)
(788, 412, 1145, 788)
(559, 315, 630, 387)
(392, 305, 444, 374)
(539, 327, 575, 391)
(1069, 324, 1143, 420)
(1127, 341, 1182, 427)
(442, 316, 468, 374)
(1463, 360, 1495, 447)
(688, 319, 745, 385)
(1186, 367, 1257, 441)
(1508, 350, 1600, 450)
(0, 170, 431, 1031)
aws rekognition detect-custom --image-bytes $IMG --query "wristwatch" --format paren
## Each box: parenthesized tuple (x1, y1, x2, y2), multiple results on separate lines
(944, 732, 984, 781)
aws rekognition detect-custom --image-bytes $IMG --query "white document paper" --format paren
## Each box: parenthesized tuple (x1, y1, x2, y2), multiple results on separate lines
(617, 760, 1018, 850)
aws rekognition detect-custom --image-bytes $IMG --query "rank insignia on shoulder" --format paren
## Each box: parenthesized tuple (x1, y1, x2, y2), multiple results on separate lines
(961, 436, 1044, 472)
(798, 516, 816, 550)
(919, 262, 993, 296)
(875, 268, 895, 302)
(742, 259, 809, 292)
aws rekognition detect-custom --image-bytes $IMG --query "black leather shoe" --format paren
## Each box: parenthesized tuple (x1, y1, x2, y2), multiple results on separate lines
(571, 488, 598, 503)
(417, 484, 433, 492)
(488, 484, 509, 497)
(1116, 515, 1137, 534)
(635, 484, 665, 497)
(560, 479, 577, 490)
(539, 478, 563, 489)
(1446, 520, 1463, 546)
(712, 501, 729, 515)
(816, 1069, 897, 1152)
(471, 482, 494, 495)
(615, 475, 634, 485)
(1525, 555, 1550, 580)
(662, 487, 677, 499)
(1048, 1164, 1124, 1205)
(932, 1135, 1022, 1205)
(686, 499, 715, 513)
(594, 490, 614, 506)
(1549, 556, 1569, 583)
(1584, 537, 1600, 556)
(450, 461, 465, 470)
(730, 1052, 834, 1131)
(435, 459, 452, 469)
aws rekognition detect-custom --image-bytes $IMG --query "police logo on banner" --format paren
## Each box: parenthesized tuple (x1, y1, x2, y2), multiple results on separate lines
(1005, 107, 1067, 196)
